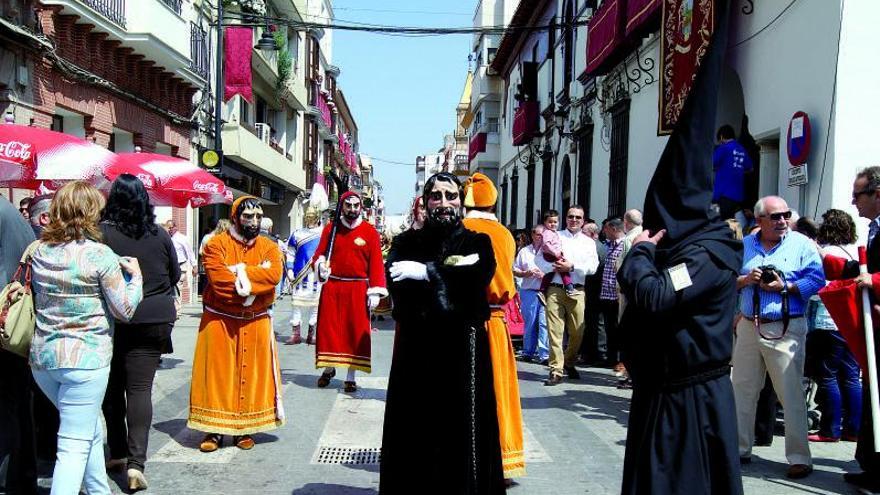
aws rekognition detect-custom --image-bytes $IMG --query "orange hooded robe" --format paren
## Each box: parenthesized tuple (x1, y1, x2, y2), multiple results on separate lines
(188, 198, 284, 435)
(463, 212, 526, 478)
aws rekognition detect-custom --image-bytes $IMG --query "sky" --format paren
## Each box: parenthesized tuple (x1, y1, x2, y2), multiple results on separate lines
(330, 1, 475, 215)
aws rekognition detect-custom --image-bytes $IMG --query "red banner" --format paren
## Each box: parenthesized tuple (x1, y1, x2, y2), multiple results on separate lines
(658, 0, 715, 135)
(224, 26, 254, 103)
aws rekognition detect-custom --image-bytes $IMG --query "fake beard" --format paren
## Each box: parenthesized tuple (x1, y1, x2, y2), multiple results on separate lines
(237, 222, 260, 240)
(427, 206, 460, 228)
(343, 209, 360, 222)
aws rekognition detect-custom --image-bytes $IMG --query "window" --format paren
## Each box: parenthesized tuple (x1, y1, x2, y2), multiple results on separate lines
(239, 98, 250, 125)
(50, 115, 63, 132)
(525, 159, 536, 228)
(576, 127, 594, 217)
(540, 155, 553, 214)
(607, 100, 630, 218)
(562, 0, 574, 95)
(500, 175, 508, 225)
(561, 157, 572, 208)
(510, 169, 519, 227)
(487, 47, 497, 65)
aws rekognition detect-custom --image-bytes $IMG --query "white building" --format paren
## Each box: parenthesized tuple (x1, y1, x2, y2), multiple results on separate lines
(489, 0, 880, 229)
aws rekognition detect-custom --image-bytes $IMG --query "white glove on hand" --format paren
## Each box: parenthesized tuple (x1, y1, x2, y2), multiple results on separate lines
(389, 261, 429, 282)
(287, 269, 295, 281)
(316, 256, 331, 282)
(368, 294, 380, 310)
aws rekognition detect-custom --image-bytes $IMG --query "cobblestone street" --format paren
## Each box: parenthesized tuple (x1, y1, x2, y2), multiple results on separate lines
(31, 304, 863, 494)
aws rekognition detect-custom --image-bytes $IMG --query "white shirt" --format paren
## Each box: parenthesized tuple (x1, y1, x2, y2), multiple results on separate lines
(513, 245, 543, 291)
(171, 231, 196, 266)
(534, 228, 599, 286)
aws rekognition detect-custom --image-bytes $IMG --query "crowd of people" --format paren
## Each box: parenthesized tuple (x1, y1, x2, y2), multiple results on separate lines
(5, 158, 880, 494)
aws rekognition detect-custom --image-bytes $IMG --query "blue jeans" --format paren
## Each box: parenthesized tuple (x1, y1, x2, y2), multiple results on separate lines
(31, 367, 111, 495)
(519, 289, 549, 361)
(808, 330, 862, 438)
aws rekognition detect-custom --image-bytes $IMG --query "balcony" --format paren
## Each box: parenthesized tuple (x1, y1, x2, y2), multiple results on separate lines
(471, 66, 503, 106)
(280, 72, 307, 111)
(189, 22, 209, 80)
(252, 28, 279, 84)
(43, 0, 202, 84)
(222, 122, 305, 192)
(468, 122, 500, 167)
(512, 100, 539, 146)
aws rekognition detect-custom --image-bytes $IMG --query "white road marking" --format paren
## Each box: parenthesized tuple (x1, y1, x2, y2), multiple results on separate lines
(523, 425, 553, 463)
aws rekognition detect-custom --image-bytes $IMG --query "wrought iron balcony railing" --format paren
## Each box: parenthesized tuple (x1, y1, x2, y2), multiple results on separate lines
(83, 0, 126, 28)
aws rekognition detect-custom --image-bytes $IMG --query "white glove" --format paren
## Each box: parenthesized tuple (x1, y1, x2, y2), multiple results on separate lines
(316, 256, 330, 282)
(389, 261, 428, 282)
(287, 269, 295, 281)
(368, 294, 380, 310)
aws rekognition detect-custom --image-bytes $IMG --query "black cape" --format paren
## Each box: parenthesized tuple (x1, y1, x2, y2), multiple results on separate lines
(379, 223, 505, 494)
(617, 0, 743, 493)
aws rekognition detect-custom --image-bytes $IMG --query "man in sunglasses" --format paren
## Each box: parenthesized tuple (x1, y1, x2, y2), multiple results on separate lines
(534, 205, 599, 385)
(732, 195, 824, 479)
(824, 166, 880, 492)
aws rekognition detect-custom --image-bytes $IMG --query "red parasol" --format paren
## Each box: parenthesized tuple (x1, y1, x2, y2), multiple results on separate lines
(102, 153, 233, 208)
(0, 124, 114, 189)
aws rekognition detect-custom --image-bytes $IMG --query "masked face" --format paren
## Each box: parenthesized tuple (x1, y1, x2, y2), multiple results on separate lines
(425, 180, 462, 228)
(342, 197, 361, 222)
(235, 200, 264, 240)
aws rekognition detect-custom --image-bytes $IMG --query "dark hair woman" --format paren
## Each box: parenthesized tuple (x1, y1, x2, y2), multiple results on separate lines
(806, 208, 861, 444)
(99, 174, 181, 491)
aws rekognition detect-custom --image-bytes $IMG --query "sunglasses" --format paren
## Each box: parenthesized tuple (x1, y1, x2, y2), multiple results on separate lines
(853, 189, 875, 200)
(761, 211, 792, 221)
(567, 215, 583, 220)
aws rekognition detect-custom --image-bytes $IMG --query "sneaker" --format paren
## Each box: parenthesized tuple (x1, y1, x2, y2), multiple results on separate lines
(564, 366, 581, 380)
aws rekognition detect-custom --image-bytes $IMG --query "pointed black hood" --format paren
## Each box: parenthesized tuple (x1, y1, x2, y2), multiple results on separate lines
(642, 0, 741, 271)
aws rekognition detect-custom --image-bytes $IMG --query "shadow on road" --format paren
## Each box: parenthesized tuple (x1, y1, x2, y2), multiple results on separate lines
(291, 484, 377, 494)
(741, 455, 859, 495)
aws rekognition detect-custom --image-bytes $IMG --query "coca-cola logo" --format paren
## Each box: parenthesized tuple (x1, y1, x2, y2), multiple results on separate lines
(193, 180, 220, 193)
(0, 141, 33, 161)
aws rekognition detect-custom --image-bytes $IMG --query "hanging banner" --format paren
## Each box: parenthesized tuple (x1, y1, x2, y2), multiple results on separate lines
(224, 26, 254, 103)
(658, 0, 715, 135)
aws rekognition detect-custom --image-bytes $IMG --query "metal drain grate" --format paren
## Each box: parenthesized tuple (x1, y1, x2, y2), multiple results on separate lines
(314, 446, 382, 465)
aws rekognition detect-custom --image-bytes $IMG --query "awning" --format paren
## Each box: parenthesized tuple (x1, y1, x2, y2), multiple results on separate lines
(625, 0, 661, 37)
(585, 0, 625, 76)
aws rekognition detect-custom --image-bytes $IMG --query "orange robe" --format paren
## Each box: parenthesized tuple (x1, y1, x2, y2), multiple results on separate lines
(188, 231, 285, 435)
(463, 213, 526, 478)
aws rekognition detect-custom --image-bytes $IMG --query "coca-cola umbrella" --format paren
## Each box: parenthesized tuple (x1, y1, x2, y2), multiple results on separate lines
(103, 153, 232, 208)
(0, 124, 114, 189)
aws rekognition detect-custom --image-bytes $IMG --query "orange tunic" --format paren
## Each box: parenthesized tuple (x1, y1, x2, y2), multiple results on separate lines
(188, 231, 285, 435)
(463, 214, 526, 478)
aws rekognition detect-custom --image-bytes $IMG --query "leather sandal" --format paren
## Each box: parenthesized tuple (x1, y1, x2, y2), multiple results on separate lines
(344, 381, 357, 393)
(233, 435, 255, 450)
(317, 369, 336, 388)
(199, 433, 222, 452)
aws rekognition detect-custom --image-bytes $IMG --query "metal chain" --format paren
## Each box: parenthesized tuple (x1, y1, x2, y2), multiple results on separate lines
(469, 325, 477, 489)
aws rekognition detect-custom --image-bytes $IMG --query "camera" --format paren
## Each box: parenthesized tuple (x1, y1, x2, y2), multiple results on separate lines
(757, 265, 783, 284)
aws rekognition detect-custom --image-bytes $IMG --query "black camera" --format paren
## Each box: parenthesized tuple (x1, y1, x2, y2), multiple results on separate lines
(757, 265, 783, 284)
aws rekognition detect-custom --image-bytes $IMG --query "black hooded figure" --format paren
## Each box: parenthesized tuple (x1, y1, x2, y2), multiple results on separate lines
(379, 172, 505, 494)
(616, 1, 744, 494)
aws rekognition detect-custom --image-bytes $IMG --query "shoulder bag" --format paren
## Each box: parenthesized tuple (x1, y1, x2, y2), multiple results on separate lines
(0, 241, 41, 357)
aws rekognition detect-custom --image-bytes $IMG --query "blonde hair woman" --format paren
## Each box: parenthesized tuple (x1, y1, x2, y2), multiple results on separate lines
(29, 181, 143, 495)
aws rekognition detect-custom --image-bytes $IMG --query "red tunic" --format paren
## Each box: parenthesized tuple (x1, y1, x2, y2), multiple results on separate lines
(313, 218, 387, 372)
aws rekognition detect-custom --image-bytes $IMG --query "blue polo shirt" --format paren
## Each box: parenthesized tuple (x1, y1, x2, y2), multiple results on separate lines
(713, 140, 753, 202)
(739, 231, 825, 320)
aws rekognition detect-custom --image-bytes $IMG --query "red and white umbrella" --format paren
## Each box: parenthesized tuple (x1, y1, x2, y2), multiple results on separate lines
(103, 153, 232, 208)
(0, 124, 114, 189)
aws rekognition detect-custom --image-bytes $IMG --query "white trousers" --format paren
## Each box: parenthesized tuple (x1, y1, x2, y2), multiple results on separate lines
(290, 304, 318, 328)
(731, 317, 812, 466)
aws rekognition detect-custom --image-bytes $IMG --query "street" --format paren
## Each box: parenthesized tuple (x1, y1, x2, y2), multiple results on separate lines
(40, 303, 861, 495)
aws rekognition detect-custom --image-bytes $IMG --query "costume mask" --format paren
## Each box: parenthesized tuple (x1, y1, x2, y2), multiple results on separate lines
(342, 196, 361, 222)
(234, 198, 264, 240)
(425, 179, 462, 228)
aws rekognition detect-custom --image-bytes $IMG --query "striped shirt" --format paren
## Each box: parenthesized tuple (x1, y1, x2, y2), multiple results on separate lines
(739, 231, 825, 320)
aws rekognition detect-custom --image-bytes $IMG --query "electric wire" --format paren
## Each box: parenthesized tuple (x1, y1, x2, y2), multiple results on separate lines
(812, 0, 843, 218)
(730, 0, 799, 48)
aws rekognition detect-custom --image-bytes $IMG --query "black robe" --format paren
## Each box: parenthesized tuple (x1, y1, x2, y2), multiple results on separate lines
(379, 223, 505, 494)
(618, 242, 743, 495)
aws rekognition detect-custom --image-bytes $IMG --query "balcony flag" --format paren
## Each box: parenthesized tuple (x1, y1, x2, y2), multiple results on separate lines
(658, 0, 716, 135)
(224, 26, 254, 103)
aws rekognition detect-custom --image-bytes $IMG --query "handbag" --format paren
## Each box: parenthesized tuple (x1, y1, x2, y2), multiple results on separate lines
(503, 293, 526, 337)
(0, 241, 40, 357)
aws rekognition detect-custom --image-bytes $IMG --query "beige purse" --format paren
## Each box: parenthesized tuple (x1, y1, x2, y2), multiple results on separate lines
(0, 241, 40, 357)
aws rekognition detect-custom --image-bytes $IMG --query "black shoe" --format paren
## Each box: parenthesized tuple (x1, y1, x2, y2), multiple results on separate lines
(844, 472, 880, 492)
(739, 456, 751, 465)
(539, 358, 550, 366)
(544, 374, 564, 386)
(564, 366, 580, 380)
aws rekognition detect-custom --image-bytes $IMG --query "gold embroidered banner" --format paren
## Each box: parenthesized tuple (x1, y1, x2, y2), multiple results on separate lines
(658, 0, 715, 135)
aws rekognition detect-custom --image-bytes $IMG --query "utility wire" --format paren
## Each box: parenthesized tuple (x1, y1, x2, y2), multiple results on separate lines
(730, 0, 798, 48)
(332, 7, 473, 16)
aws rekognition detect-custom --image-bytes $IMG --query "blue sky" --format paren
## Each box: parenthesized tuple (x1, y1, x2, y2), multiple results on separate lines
(331, 1, 474, 215)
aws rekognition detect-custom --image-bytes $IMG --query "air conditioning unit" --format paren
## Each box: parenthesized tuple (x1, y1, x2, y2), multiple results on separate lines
(255, 123, 271, 144)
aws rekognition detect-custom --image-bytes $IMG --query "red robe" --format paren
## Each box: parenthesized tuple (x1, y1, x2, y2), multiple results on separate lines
(313, 218, 387, 372)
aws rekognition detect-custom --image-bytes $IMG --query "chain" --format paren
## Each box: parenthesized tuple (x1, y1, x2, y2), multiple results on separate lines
(469, 325, 477, 489)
